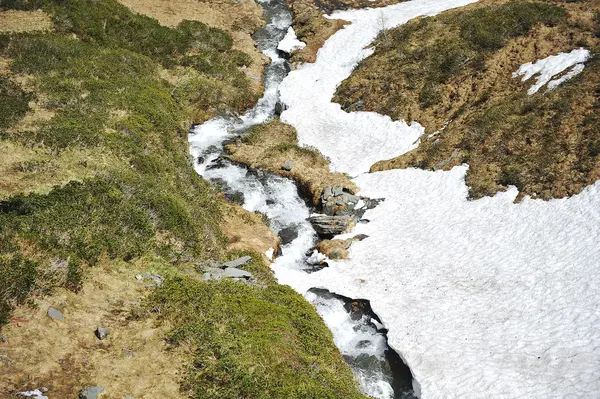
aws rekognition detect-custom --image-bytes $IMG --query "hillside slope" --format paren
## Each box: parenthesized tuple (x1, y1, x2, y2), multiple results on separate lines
(334, 0, 600, 200)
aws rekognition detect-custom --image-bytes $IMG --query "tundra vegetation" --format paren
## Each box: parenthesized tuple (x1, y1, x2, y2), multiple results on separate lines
(0, 0, 365, 396)
(334, 0, 600, 200)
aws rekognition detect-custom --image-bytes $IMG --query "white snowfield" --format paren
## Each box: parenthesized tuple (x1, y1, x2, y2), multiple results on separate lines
(274, 0, 600, 397)
(513, 48, 590, 95)
(275, 167, 600, 398)
(279, 0, 479, 177)
(277, 26, 306, 53)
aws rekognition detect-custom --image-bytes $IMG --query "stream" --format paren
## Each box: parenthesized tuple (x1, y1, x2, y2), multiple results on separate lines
(188, 0, 415, 397)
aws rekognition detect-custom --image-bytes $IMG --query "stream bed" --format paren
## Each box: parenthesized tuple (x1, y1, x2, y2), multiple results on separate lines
(188, 0, 415, 397)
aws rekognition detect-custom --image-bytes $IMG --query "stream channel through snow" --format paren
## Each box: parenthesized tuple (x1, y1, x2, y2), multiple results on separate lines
(189, 0, 414, 397)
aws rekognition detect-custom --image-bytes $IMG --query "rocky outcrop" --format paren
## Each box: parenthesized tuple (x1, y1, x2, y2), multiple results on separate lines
(308, 214, 356, 237)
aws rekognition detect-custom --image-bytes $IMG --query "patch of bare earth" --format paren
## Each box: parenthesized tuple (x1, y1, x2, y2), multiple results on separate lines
(226, 120, 357, 205)
(116, 0, 267, 93)
(0, 258, 189, 398)
(0, 10, 53, 33)
(334, 0, 600, 200)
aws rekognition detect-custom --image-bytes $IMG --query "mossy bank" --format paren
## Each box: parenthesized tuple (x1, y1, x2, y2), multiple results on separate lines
(335, 0, 600, 200)
(0, 0, 366, 397)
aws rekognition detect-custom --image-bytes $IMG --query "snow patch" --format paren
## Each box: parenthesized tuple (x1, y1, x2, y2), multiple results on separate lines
(279, 0, 479, 176)
(277, 26, 306, 54)
(512, 48, 590, 95)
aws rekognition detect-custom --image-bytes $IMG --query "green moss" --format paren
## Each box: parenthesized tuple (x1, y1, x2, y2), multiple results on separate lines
(0, 76, 32, 129)
(148, 263, 368, 399)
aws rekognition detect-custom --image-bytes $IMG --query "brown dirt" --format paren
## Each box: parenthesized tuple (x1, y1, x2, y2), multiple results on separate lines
(0, 10, 53, 33)
(116, 0, 268, 93)
(335, 0, 600, 200)
(226, 120, 357, 205)
(0, 258, 189, 399)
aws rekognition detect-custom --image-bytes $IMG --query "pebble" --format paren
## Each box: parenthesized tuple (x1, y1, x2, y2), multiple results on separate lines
(95, 327, 109, 340)
(47, 307, 64, 321)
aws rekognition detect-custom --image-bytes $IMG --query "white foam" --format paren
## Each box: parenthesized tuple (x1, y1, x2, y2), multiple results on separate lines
(512, 48, 590, 95)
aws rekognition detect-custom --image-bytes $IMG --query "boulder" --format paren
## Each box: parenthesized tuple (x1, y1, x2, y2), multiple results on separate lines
(278, 225, 299, 245)
(222, 268, 253, 279)
(309, 214, 355, 236)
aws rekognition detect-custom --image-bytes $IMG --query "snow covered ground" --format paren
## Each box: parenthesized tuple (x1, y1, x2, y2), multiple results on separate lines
(513, 48, 591, 95)
(275, 0, 600, 397)
(277, 26, 306, 53)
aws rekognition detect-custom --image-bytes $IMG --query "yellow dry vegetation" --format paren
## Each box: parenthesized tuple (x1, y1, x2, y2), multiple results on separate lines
(0, 257, 189, 398)
(226, 120, 357, 205)
(0, 9, 53, 33)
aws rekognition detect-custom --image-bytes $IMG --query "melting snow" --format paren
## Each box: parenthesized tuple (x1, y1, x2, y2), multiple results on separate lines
(279, 0, 479, 176)
(274, 0, 600, 397)
(512, 48, 590, 95)
(277, 26, 306, 54)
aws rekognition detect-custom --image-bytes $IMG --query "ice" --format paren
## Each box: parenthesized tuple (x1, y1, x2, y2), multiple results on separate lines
(277, 26, 306, 54)
(512, 48, 590, 95)
(279, 0, 479, 176)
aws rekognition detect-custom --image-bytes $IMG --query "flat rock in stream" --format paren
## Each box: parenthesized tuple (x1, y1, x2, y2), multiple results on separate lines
(309, 214, 355, 236)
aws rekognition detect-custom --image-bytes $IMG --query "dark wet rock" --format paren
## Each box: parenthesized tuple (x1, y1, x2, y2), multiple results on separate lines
(353, 234, 369, 241)
(223, 256, 252, 268)
(309, 214, 355, 237)
(197, 156, 205, 164)
(274, 101, 287, 116)
(275, 244, 283, 258)
(278, 224, 299, 245)
(78, 386, 104, 399)
(266, 198, 275, 205)
(281, 160, 294, 171)
(224, 191, 245, 205)
(47, 307, 64, 321)
(205, 157, 228, 170)
(95, 327, 109, 340)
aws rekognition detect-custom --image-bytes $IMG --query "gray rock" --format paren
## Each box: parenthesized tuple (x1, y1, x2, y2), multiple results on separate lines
(332, 186, 344, 196)
(125, 396, 135, 399)
(150, 274, 163, 287)
(47, 307, 64, 321)
(323, 187, 333, 200)
(309, 214, 355, 236)
(223, 256, 252, 268)
(278, 225, 299, 245)
(1, 335, 7, 343)
(202, 272, 212, 281)
(79, 386, 104, 399)
(222, 268, 253, 279)
(95, 327, 109, 340)
(281, 160, 294, 171)
(340, 193, 360, 204)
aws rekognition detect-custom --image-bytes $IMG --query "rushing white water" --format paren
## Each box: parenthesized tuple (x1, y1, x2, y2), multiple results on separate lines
(188, 0, 408, 396)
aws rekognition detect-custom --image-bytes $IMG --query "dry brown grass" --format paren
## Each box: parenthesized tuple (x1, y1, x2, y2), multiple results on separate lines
(116, 0, 267, 93)
(0, 10, 53, 33)
(0, 258, 189, 398)
(221, 200, 280, 260)
(335, 0, 600, 200)
(226, 120, 357, 205)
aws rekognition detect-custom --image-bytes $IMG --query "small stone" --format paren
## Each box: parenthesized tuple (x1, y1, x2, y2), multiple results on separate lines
(125, 395, 135, 399)
(202, 272, 211, 281)
(1, 336, 7, 343)
(95, 327, 109, 340)
(47, 307, 64, 321)
(322, 187, 333, 200)
(40, 387, 49, 393)
(78, 386, 104, 399)
(222, 267, 253, 279)
(222, 256, 252, 268)
(150, 274, 163, 287)
(281, 160, 294, 171)
(332, 186, 344, 196)
(135, 274, 143, 280)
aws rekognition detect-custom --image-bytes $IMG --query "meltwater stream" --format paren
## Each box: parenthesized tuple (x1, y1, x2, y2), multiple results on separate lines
(188, 0, 415, 397)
